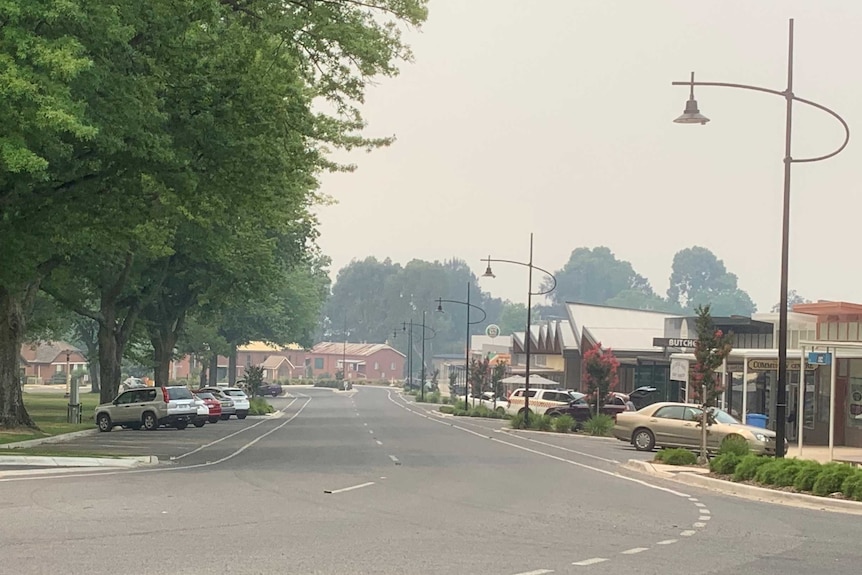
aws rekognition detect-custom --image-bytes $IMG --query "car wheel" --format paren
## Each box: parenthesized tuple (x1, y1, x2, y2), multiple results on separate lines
(272, 391, 279, 398)
(518, 408, 532, 416)
(237, 413, 247, 420)
(495, 407, 505, 415)
(632, 428, 656, 451)
(142, 412, 158, 431)
(208, 417, 219, 424)
(97, 413, 112, 432)
(175, 420, 189, 430)
(193, 420, 205, 428)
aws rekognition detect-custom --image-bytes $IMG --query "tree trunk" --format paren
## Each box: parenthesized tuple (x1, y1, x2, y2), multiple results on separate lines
(0, 287, 36, 429)
(209, 353, 218, 386)
(198, 355, 208, 388)
(88, 354, 101, 394)
(228, 343, 238, 385)
(97, 299, 125, 404)
(150, 325, 178, 388)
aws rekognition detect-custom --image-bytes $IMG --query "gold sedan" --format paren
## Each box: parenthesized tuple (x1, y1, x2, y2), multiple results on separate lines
(613, 402, 783, 455)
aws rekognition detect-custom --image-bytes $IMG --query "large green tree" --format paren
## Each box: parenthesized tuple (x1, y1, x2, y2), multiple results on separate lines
(667, 246, 756, 316)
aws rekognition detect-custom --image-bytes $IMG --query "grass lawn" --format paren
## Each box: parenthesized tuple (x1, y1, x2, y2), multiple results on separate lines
(0, 392, 100, 445)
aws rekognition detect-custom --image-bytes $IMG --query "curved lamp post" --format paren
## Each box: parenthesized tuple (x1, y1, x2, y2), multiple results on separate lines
(482, 233, 557, 425)
(394, 313, 437, 402)
(436, 282, 487, 408)
(672, 18, 850, 458)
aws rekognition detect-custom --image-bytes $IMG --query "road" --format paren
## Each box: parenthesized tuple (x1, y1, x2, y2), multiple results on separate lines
(0, 386, 860, 574)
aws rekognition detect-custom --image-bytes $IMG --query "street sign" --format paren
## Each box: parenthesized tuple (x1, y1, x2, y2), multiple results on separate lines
(653, 337, 697, 348)
(670, 358, 689, 384)
(485, 324, 501, 338)
(808, 352, 832, 366)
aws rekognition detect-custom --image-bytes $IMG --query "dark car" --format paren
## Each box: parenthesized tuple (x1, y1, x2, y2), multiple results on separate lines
(251, 382, 283, 398)
(546, 394, 632, 428)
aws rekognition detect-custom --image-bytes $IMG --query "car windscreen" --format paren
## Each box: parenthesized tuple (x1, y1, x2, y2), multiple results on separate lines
(225, 390, 247, 397)
(167, 387, 193, 400)
(196, 392, 215, 400)
(710, 407, 739, 424)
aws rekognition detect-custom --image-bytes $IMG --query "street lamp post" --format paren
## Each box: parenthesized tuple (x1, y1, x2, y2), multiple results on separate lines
(436, 282, 487, 408)
(672, 18, 850, 457)
(398, 318, 436, 401)
(482, 233, 557, 426)
(65, 350, 81, 424)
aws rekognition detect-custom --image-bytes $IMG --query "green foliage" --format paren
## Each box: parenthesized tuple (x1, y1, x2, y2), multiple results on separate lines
(510, 412, 529, 430)
(248, 398, 274, 416)
(583, 414, 615, 437)
(238, 366, 265, 398)
(416, 391, 441, 404)
(553, 415, 575, 433)
(469, 357, 490, 397)
(533, 414, 553, 432)
(667, 247, 756, 315)
(709, 453, 741, 475)
(840, 471, 862, 501)
(439, 405, 455, 415)
(792, 461, 824, 492)
(754, 459, 790, 486)
(732, 454, 772, 482)
(719, 435, 751, 457)
(655, 448, 697, 466)
(812, 463, 856, 497)
(313, 380, 343, 389)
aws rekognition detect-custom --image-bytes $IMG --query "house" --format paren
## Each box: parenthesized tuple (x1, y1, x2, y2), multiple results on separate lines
(20, 341, 87, 384)
(304, 342, 405, 381)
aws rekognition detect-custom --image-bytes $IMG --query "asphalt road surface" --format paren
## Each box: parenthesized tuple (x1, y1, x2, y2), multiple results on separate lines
(1, 386, 861, 575)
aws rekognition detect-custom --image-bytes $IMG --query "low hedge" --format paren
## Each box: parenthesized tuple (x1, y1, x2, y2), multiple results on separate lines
(655, 448, 697, 466)
(710, 452, 862, 501)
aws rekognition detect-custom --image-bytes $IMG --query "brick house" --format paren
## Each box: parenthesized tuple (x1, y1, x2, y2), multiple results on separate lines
(303, 342, 405, 381)
(20, 341, 87, 384)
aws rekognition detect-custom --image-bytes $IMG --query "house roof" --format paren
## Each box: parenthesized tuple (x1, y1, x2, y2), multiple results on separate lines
(238, 341, 303, 353)
(260, 355, 295, 370)
(311, 342, 405, 358)
(21, 341, 82, 364)
(566, 302, 677, 353)
(793, 301, 862, 317)
(512, 320, 577, 353)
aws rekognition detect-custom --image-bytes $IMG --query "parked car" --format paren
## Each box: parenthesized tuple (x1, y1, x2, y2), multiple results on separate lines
(192, 396, 210, 427)
(628, 386, 660, 411)
(469, 391, 509, 414)
(194, 392, 223, 423)
(613, 401, 787, 454)
(195, 388, 236, 420)
(545, 393, 632, 426)
(201, 387, 250, 419)
(95, 386, 197, 432)
(505, 388, 584, 416)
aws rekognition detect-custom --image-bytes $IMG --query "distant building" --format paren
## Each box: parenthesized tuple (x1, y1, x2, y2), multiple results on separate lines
(304, 342, 405, 381)
(20, 341, 87, 384)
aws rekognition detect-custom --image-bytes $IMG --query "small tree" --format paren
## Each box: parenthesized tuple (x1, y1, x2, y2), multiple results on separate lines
(238, 365, 265, 398)
(690, 304, 733, 463)
(583, 343, 620, 417)
(491, 360, 508, 400)
(468, 356, 490, 400)
(430, 368, 440, 391)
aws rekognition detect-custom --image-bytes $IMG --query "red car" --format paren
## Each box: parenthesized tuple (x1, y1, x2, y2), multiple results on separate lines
(195, 392, 223, 423)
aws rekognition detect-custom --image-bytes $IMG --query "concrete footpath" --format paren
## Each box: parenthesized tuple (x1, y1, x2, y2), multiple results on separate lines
(624, 458, 862, 515)
(0, 454, 157, 468)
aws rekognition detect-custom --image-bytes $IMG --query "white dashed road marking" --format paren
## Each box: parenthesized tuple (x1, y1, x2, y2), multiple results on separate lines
(621, 548, 649, 555)
(693, 522, 707, 528)
(656, 539, 678, 545)
(324, 481, 375, 495)
(572, 558, 608, 566)
(699, 515, 711, 521)
(375, 440, 383, 446)
(512, 570, 554, 575)
(680, 530, 696, 537)
(388, 455, 401, 465)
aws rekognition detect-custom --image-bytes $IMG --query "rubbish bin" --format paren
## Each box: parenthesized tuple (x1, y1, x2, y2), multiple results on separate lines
(747, 413, 768, 428)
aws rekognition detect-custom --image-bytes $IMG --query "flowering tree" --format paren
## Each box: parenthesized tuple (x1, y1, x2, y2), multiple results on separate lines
(583, 343, 620, 417)
(691, 304, 733, 463)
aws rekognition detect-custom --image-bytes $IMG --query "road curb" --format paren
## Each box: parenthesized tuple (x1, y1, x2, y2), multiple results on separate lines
(0, 428, 99, 450)
(0, 454, 158, 468)
(623, 458, 862, 515)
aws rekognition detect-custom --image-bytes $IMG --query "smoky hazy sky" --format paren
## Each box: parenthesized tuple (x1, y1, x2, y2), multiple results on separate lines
(315, 1, 861, 311)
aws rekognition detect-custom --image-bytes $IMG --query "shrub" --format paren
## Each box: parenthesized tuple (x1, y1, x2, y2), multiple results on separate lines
(658, 448, 697, 466)
(792, 461, 824, 492)
(719, 435, 751, 457)
(532, 414, 553, 432)
(552, 415, 575, 433)
(469, 405, 493, 418)
(313, 380, 342, 389)
(417, 391, 441, 404)
(510, 412, 528, 429)
(449, 399, 468, 411)
(754, 459, 794, 486)
(439, 405, 455, 415)
(582, 414, 615, 437)
(812, 463, 856, 497)
(771, 459, 810, 487)
(841, 470, 862, 501)
(248, 398, 274, 416)
(732, 454, 772, 482)
(709, 453, 741, 475)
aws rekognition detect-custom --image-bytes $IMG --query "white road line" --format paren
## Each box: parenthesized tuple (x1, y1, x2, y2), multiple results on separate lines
(693, 522, 706, 528)
(375, 440, 383, 446)
(499, 432, 619, 464)
(698, 515, 711, 521)
(388, 455, 401, 465)
(656, 539, 678, 545)
(621, 547, 649, 555)
(324, 481, 375, 494)
(572, 558, 608, 566)
(512, 570, 554, 575)
(700, 509, 711, 514)
(363, 423, 368, 426)
(694, 502, 705, 507)
(680, 530, 696, 537)
(689, 498, 699, 502)
(386, 390, 692, 498)
(171, 397, 299, 461)
(369, 430, 374, 434)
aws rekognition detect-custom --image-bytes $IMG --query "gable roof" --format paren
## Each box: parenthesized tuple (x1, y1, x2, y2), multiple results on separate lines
(311, 342, 405, 358)
(512, 320, 577, 354)
(238, 341, 303, 353)
(566, 302, 677, 353)
(21, 341, 82, 364)
(260, 355, 295, 370)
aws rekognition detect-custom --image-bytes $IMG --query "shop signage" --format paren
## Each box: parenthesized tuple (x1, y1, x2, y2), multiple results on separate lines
(747, 358, 817, 371)
(653, 338, 697, 348)
(808, 352, 832, 366)
(670, 358, 689, 384)
(485, 324, 501, 338)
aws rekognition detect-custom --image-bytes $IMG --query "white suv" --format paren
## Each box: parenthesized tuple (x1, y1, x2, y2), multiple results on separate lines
(506, 388, 583, 416)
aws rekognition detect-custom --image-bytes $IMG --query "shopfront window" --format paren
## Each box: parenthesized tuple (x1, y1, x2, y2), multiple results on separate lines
(848, 359, 862, 427)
